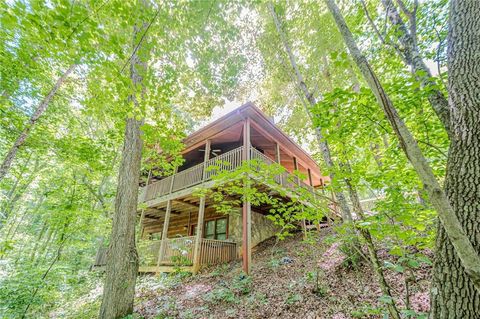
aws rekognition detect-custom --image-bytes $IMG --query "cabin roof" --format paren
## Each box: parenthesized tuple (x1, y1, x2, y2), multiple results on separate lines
(182, 102, 322, 179)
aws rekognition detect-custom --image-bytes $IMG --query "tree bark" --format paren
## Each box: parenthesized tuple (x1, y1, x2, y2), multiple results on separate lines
(345, 171, 401, 319)
(326, 0, 480, 294)
(268, 2, 354, 223)
(99, 8, 148, 319)
(431, 1, 480, 317)
(380, 0, 451, 134)
(0, 64, 76, 183)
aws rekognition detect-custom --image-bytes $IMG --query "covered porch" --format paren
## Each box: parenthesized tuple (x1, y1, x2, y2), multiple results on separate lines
(139, 196, 241, 273)
(137, 236, 237, 273)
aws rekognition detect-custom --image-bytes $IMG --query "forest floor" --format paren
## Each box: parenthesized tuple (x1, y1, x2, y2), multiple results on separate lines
(132, 228, 432, 319)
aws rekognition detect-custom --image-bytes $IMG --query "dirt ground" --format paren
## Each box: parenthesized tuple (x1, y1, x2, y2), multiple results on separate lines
(134, 229, 431, 319)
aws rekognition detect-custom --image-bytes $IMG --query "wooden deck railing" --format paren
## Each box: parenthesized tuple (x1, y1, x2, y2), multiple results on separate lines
(199, 238, 238, 265)
(172, 165, 204, 192)
(140, 146, 245, 202)
(137, 239, 162, 266)
(159, 236, 196, 265)
(204, 146, 243, 179)
(136, 236, 237, 268)
(250, 147, 315, 194)
(140, 145, 318, 203)
(143, 175, 172, 202)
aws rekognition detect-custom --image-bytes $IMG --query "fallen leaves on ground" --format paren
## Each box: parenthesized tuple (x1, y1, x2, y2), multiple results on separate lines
(134, 229, 431, 319)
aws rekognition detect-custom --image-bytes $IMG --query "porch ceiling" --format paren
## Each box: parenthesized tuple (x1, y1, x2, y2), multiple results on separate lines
(142, 182, 291, 221)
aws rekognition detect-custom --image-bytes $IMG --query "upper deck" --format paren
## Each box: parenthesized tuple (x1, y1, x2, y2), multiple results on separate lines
(139, 144, 319, 207)
(139, 102, 329, 214)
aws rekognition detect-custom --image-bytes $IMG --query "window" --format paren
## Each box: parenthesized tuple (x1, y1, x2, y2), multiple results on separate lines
(149, 232, 162, 240)
(215, 218, 227, 240)
(190, 217, 228, 240)
(205, 220, 215, 239)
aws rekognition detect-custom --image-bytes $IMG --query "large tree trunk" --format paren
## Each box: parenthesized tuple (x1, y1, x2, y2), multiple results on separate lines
(99, 9, 148, 319)
(0, 64, 76, 183)
(325, 0, 480, 294)
(431, 1, 480, 317)
(99, 117, 143, 319)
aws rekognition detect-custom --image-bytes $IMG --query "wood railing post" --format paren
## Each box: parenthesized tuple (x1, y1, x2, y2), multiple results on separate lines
(293, 156, 307, 238)
(192, 196, 206, 273)
(157, 200, 172, 269)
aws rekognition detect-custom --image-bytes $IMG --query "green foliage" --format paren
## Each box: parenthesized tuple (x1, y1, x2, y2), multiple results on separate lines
(401, 309, 429, 319)
(305, 269, 329, 297)
(1, 0, 253, 317)
(204, 275, 252, 304)
(268, 257, 281, 269)
(285, 292, 302, 305)
(198, 159, 329, 242)
(210, 263, 230, 277)
(0, 0, 450, 317)
(205, 286, 237, 304)
(350, 303, 384, 318)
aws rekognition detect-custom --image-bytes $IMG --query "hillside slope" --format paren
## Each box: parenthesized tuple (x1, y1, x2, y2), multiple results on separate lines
(134, 229, 431, 319)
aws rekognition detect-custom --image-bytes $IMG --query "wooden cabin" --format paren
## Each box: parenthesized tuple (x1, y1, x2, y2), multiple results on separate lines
(136, 102, 328, 274)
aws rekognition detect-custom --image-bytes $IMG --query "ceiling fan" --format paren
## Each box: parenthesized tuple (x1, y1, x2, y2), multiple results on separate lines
(199, 148, 222, 157)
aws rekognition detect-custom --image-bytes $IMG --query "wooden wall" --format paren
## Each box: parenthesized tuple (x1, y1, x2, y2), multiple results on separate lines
(142, 208, 228, 239)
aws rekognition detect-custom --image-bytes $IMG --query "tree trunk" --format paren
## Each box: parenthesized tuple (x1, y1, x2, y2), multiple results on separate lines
(431, 1, 480, 317)
(21, 230, 68, 319)
(326, 0, 480, 293)
(30, 221, 47, 262)
(0, 64, 76, 183)
(379, 0, 451, 134)
(99, 117, 142, 319)
(268, 3, 354, 223)
(345, 178, 401, 319)
(99, 8, 149, 319)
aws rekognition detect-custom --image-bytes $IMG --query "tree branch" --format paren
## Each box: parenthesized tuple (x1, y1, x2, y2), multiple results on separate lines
(120, 8, 160, 73)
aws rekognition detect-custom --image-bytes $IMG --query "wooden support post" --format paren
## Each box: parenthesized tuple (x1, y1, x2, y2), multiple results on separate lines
(307, 168, 321, 233)
(275, 143, 283, 186)
(168, 166, 177, 194)
(192, 140, 211, 274)
(301, 208, 308, 239)
(157, 200, 172, 268)
(138, 169, 152, 242)
(242, 119, 252, 274)
(293, 157, 307, 238)
(275, 143, 281, 163)
(293, 156, 300, 184)
(242, 201, 252, 274)
(202, 139, 211, 181)
(192, 196, 206, 274)
(187, 211, 192, 236)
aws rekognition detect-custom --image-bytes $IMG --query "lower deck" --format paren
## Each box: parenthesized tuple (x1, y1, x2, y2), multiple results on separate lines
(138, 236, 237, 272)
(138, 194, 280, 273)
